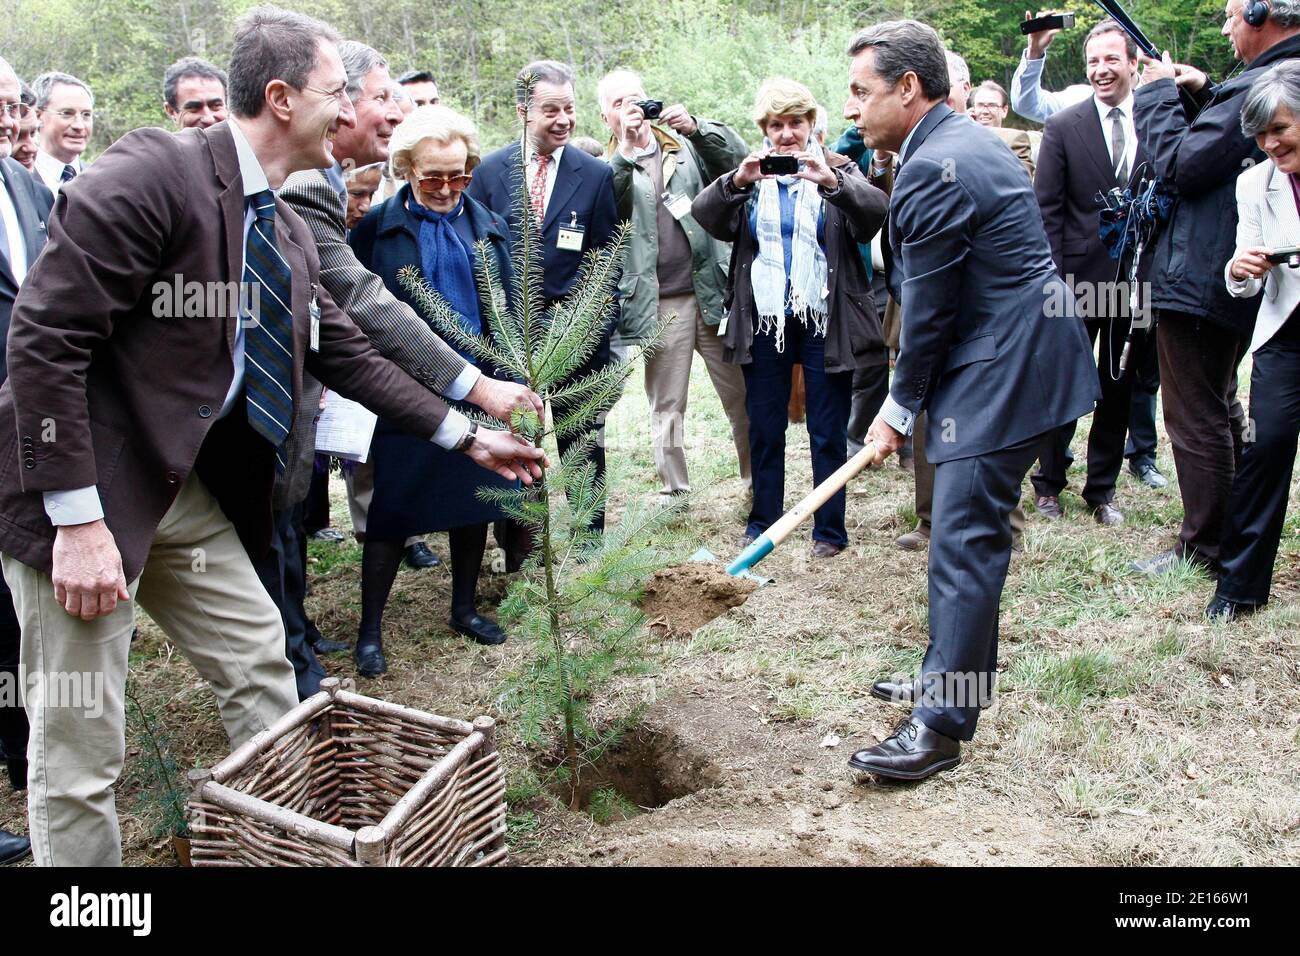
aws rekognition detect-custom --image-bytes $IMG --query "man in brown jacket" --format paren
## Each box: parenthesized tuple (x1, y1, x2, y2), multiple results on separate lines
(0, 6, 543, 866)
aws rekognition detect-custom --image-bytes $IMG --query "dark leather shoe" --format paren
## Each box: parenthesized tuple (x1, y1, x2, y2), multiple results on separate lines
(311, 637, 351, 656)
(354, 642, 387, 677)
(870, 679, 918, 704)
(450, 612, 507, 646)
(848, 716, 961, 781)
(1129, 461, 1169, 489)
(1205, 595, 1259, 622)
(737, 533, 756, 550)
(1035, 495, 1063, 520)
(0, 828, 30, 865)
(1091, 502, 1125, 527)
(894, 523, 930, 551)
(404, 542, 441, 569)
(811, 540, 843, 559)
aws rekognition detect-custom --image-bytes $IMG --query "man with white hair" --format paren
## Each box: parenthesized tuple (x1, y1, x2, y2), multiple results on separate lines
(31, 71, 93, 195)
(598, 68, 751, 505)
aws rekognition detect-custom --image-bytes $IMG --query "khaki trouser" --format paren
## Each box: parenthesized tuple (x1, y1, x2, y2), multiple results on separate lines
(343, 458, 419, 547)
(914, 410, 1026, 548)
(2, 472, 298, 866)
(645, 292, 751, 495)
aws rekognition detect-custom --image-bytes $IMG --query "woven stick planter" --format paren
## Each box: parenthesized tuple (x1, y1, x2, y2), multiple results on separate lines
(186, 678, 507, 866)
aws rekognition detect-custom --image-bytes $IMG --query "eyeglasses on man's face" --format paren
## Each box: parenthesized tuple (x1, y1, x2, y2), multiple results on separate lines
(0, 102, 31, 120)
(45, 108, 94, 123)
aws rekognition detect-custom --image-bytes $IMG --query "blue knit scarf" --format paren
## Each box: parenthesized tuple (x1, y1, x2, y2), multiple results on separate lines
(407, 196, 481, 336)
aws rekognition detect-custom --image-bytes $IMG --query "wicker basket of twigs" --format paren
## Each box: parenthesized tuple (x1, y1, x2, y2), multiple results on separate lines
(186, 677, 507, 866)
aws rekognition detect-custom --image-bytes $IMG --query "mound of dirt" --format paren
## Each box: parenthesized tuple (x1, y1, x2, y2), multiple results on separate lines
(640, 562, 757, 637)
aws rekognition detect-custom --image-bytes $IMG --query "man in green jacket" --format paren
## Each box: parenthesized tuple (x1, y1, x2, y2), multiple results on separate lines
(599, 69, 751, 503)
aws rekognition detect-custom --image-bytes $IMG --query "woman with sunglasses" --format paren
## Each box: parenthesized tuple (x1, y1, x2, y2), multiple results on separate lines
(347, 105, 517, 674)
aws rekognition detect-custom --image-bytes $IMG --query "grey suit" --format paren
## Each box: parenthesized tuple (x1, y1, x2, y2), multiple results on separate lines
(884, 105, 1098, 740)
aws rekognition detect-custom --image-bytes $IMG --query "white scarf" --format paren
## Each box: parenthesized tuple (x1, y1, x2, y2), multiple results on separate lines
(750, 136, 829, 352)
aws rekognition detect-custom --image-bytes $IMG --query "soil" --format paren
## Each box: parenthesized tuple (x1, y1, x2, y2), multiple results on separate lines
(639, 562, 758, 637)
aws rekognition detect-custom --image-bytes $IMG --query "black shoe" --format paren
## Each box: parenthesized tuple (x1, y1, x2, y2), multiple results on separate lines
(1129, 460, 1169, 489)
(404, 542, 441, 569)
(848, 716, 961, 781)
(1205, 595, 1260, 623)
(354, 641, 387, 677)
(811, 540, 843, 559)
(0, 828, 30, 865)
(312, 528, 347, 542)
(869, 679, 919, 704)
(449, 612, 508, 646)
(1091, 502, 1125, 527)
(311, 638, 351, 656)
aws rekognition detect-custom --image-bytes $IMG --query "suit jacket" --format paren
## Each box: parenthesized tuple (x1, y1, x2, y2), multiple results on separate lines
(991, 126, 1036, 181)
(0, 157, 53, 385)
(1035, 98, 1149, 295)
(1225, 158, 1300, 353)
(886, 104, 1099, 464)
(466, 141, 619, 305)
(0, 121, 450, 580)
(274, 164, 470, 509)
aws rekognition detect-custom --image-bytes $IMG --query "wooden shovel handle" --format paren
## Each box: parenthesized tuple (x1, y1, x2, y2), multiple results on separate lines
(763, 440, 879, 548)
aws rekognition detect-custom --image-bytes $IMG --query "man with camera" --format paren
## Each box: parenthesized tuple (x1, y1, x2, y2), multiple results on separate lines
(598, 70, 751, 505)
(1131, 0, 1300, 576)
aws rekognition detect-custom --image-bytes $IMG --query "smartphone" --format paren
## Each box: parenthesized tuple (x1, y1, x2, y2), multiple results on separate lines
(1266, 245, 1300, 264)
(1020, 12, 1075, 34)
(759, 155, 799, 176)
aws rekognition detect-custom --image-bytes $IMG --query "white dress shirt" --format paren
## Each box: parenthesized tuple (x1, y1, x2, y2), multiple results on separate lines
(34, 149, 84, 197)
(1011, 51, 1094, 124)
(0, 166, 29, 283)
(525, 142, 564, 218)
(46, 119, 474, 527)
(1095, 93, 1138, 180)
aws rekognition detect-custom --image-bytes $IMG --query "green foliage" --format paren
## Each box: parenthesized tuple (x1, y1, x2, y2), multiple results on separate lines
(5, 0, 1238, 157)
(399, 78, 681, 807)
(124, 686, 190, 840)
(588, 787, 641, 824)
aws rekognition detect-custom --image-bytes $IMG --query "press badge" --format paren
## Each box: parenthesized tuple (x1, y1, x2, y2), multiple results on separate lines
(557, 211, 585, 252)
(662, 191, 692, 221)
(309, 288, 321, 352)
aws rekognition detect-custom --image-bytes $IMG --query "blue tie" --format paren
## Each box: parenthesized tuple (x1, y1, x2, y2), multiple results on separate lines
(242, 189, 294, 465)
(60, 165, 76, 183)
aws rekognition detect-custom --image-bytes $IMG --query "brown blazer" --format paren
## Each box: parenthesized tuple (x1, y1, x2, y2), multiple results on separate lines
(0, 121, 449, 580)
(991, 126, 1036, 181)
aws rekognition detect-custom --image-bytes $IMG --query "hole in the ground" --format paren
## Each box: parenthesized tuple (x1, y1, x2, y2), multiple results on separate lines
(546, 725, 722, 823)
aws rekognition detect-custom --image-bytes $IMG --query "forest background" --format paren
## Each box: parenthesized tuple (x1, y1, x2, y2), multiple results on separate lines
(0, 0, 1238, 155)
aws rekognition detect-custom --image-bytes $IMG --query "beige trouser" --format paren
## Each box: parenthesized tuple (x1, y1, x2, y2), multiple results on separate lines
(343, 459, 419, 547)
(645, 292, 751, 495)
(913, 410, 1026, 546)
(2, 472, 298, 866)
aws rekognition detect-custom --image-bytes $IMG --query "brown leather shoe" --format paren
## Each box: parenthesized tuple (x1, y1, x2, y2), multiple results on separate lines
(1035, 495, 1063, 520)
(848, 716, 961, 781)
(811, 540, 843, 559)
(1091, 502, 1124, 527)
(894, 523, 931, 551)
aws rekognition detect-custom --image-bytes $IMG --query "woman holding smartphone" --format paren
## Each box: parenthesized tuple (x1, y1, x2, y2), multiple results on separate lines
(692, 77, 888, 558)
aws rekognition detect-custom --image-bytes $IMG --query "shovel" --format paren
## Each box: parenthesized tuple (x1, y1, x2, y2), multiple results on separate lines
(691, 439, 879, 585)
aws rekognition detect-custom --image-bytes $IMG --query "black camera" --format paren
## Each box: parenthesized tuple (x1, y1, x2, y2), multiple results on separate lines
(1019, 12, 1075, 34)
(1266, 245, 1300, 268)
(635, 99, 663, 120)
(759, 154, 800, 176)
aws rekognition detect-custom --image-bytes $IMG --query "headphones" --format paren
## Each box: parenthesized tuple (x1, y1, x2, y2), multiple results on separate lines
(1244, 0, 1270, 27)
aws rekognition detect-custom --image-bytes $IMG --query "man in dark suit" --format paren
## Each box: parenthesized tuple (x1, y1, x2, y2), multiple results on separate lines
(0, 53, 49, 866)
(1030, 19, 1151, 528)
(467, 59, 620, 537)
(844, 20, 1098, 780)
(0, 8, 544, 866)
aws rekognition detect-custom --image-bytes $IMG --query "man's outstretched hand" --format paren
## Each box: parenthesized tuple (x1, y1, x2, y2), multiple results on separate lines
(465, 428, 549, 483)
(467, 376, 545, 429)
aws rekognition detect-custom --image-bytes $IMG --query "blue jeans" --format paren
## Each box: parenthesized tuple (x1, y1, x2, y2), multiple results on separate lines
(742, 320, 852, 546)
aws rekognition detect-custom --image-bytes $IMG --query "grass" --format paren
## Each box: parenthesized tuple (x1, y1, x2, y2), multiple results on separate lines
(4, 352, 1298, 866)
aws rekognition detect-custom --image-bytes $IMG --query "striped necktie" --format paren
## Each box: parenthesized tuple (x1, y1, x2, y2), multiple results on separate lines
(242, 188, 294, 466)
(60, 164, 76, 184)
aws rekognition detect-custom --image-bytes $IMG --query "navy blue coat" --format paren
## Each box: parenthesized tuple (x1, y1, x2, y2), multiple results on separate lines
(1134, 33, 1300, 333)
(887, 104, 1099, 465)
(348, 187, 516, 536)
(466, 141, 619, 305)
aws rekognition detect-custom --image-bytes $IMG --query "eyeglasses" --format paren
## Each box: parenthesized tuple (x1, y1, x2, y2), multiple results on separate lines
(0, 103, 31, 120)
(416, 172, 473, 192)
(48, 109, 93, 123)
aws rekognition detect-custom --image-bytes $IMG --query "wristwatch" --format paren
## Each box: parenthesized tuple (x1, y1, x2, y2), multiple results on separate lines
(455, 420, 479, 452)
